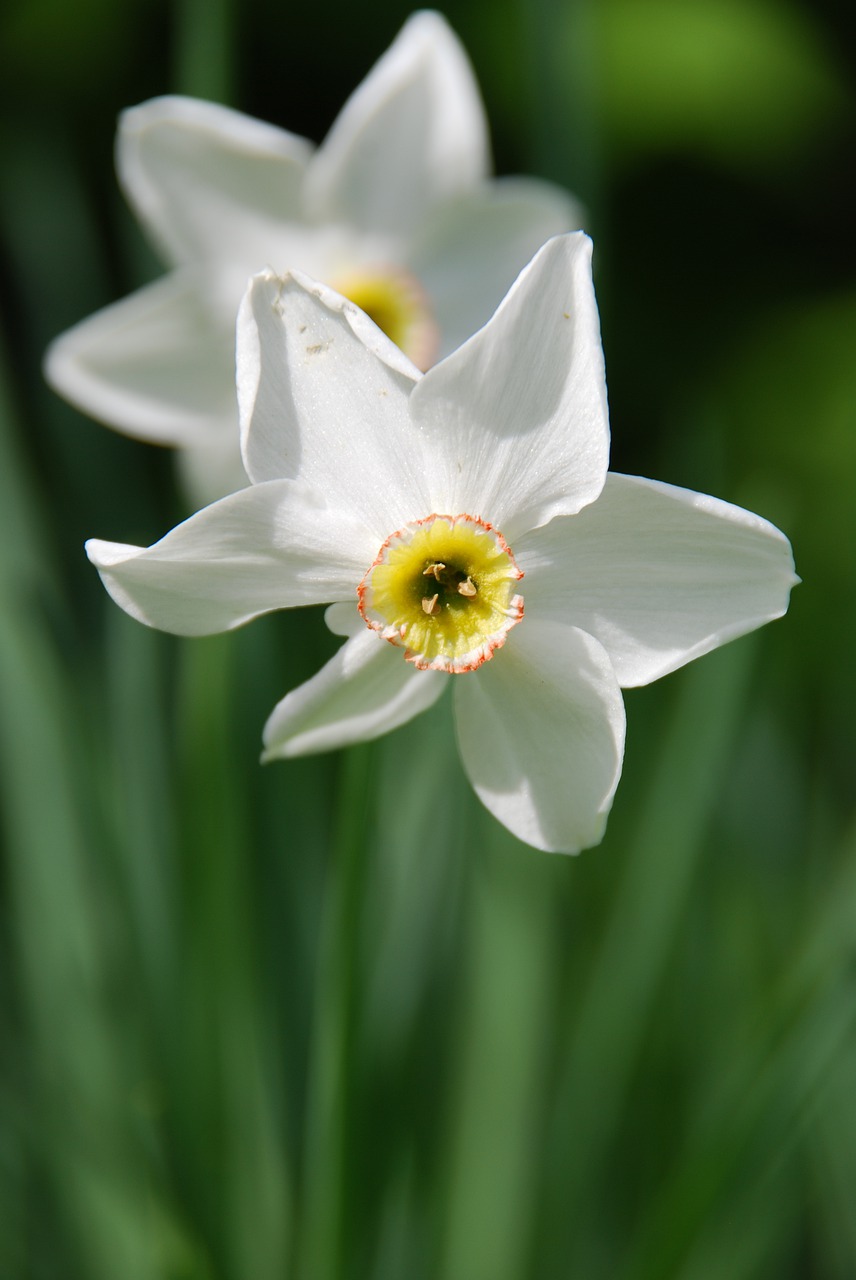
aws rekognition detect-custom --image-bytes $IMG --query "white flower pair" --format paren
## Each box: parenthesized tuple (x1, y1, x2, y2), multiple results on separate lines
(51, 14, 797, 852)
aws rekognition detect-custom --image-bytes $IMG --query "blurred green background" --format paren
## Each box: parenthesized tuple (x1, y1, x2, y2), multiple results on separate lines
(1, 0, 855, 1276)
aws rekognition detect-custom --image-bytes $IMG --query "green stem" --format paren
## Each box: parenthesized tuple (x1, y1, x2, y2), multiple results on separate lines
(296, 743, 375, 1280)
(524, 0, 602, 218)
(174, 0, 236, 102)
(175, 634, 292, 1280)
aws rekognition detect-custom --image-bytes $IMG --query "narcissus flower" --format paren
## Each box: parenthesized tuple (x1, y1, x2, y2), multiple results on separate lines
(86, 234, 798, 853)
(45, 10, 580, 504)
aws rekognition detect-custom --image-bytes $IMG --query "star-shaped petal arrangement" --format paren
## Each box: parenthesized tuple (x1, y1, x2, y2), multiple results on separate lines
(44, 11, 581, 505)
(86, 233, 798, 854)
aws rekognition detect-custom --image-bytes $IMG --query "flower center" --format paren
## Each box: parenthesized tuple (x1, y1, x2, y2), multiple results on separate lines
(333, 265, 438, 370)
(358, 514, 524, 673)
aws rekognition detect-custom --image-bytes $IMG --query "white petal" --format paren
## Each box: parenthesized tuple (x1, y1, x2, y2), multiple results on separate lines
(262, 628, 447, 758)
(411, 234, 610, 541)
(306, 12, 488, 234)
(86, 479, 375, 636)
(238, 269, 429, 540)
(519, 473, 800, 687)
(118, 96, 312, 267)
(409, 177, 585, 357)
(44, 268, 236, 447)
(324, 601, 363, 637)
(454, 621, 625, 854)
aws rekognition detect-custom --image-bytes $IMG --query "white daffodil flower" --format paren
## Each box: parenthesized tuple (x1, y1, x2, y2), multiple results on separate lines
(86, 234, 798, 854)
(45, 10, 581, 505)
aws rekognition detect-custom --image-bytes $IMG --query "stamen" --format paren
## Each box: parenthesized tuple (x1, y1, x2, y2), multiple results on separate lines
(457, 576, 477, 597)
(423, 562, 446, 581)
(422, 593, 441, 616)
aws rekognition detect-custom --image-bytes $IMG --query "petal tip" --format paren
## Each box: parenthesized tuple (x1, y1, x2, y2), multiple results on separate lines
(84, 537, 131, 569)
(42, 331, 72, 396)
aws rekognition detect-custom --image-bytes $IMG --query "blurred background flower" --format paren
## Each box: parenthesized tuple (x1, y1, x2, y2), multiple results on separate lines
(1, 1, 854, 1278)
(43, 13, 579, 505)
